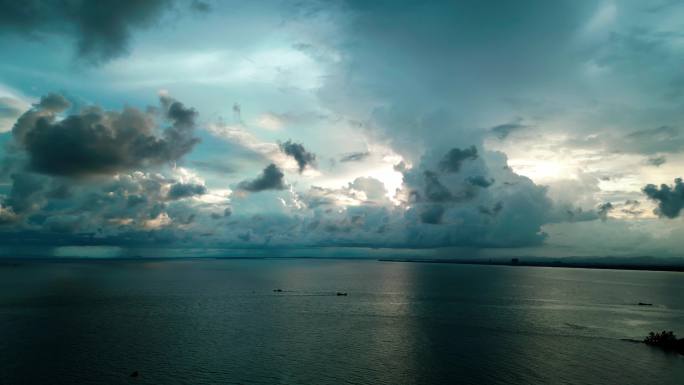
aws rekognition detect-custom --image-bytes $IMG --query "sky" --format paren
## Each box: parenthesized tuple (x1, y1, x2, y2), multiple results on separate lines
(1, 0, 684, 259)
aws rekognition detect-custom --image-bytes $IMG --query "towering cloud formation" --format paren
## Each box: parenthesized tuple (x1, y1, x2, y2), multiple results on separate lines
(279, 140, 316, 173)
(11, 93, 199, 177)
(397, 147, 553, 247)
(643, 178, 684, 218)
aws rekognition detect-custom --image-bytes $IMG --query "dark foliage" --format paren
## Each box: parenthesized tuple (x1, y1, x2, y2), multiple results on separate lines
(643, 331, 684, 354)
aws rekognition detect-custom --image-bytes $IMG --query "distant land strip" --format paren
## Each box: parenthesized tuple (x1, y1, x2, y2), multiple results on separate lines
(378, 258, 684, 272)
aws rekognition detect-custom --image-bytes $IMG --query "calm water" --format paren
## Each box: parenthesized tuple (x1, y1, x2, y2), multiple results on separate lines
(0, 259, 683, 384)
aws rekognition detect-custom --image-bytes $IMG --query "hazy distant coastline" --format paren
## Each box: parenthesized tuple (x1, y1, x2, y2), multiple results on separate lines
(379, 257, 684, 272)
(1, 255, 683, 273)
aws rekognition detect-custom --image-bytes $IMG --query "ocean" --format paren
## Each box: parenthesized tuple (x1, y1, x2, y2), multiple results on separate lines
(1, 258, 683, 384)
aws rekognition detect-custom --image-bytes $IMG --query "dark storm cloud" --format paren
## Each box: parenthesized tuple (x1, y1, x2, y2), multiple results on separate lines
(438, 146, 477, 173)
(419, 204, 445, 224)
(279, 140, 316, 173)
(339, 151, 370, 162)
(478, 202, 503, 217)
(423, 171, 452, 202)
(643, 178, 684, 218)
(597, 202, 614, 221)
(11, 93, 199, 177)
(467, 176, 494, 188)
(237, 164, 286, 192)
(4, 173, 45, 214)
(167, 182, 207, 200)
(0, 0, 175, 64)
(36, 93, 71, 112)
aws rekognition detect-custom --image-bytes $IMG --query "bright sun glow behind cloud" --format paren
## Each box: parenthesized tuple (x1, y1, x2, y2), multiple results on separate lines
(508, 158, 578, 183)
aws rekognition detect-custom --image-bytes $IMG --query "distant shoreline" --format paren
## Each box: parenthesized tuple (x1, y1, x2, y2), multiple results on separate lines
(378, 258, 684, 272)
(0, 256, 683, 272)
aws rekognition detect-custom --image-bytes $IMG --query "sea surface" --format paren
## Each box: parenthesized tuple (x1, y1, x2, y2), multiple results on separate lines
(1, 258, 683, 384)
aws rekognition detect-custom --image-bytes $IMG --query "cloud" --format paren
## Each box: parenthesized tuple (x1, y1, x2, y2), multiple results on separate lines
(597, 202, 614, 221)
(620, 200, 644, 217)
(0, 167, 218, 240)
(643, 178, 684, 218)
(0, 0, 179, 64)
(167, 182, 207, 200)
(11, 93, 199, 177)
(422, 171, 453, 202)
(190, 0, 211, 13)
(419, 204, 445, 224)
(6, 0, 677, 254)
(467, 175, 494, 188)
(438, 146, 478, 173)
(0, 97, 27, 133)
(37, 93, 71, 112)
(256, 113, 283, 130)
(339, 151, 370, 162)
(646, 155, 666, 167)
(348, 177, 387, 203)
(300, 177, 390, 210)
(490, 122, 526, 140)
(279, 140, 316, 173)
(237, 164, 287, 192)
(190, 160, 236, 175)
(206, 121, 291, 169)
(478, 202, 503, 217)
(396, 147, 556, 247)
(621, 126, 684, 155)
(0, 205, 18, 225)
(4, 172, 46, 214)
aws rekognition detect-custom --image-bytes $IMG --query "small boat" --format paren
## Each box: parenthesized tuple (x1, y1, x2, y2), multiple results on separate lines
(336, 292, 348, 296)
(638, 302, 653, 306)
(273, 289, 283, 292)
